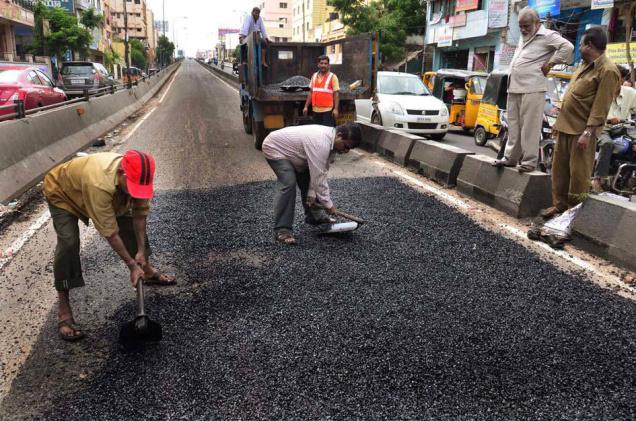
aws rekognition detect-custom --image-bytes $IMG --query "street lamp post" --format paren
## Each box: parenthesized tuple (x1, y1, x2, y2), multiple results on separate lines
(123, 0, 131, 89)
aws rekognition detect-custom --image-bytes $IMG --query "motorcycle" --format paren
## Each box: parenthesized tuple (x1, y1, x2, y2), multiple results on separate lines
(601, 120, 636, 197)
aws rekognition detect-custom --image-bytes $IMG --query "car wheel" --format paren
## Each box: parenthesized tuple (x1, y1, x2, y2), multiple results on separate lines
(430, 133, 446, 141)
(474, 126, 488, 146)
(371, 112, 382, 126)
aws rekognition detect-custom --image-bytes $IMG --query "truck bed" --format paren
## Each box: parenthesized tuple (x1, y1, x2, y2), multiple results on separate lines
(256, 81, 370, 102)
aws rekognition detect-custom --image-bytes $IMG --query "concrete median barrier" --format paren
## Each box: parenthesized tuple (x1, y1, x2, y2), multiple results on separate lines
(0, 63, 180, 204)
(197, 61, 239, 87)
(407, 140, 474, 187)
(572, 195, 636, 273)
(357, 122, 384, 153)
(376, 130, 419, 166)
(456, 154, 552, 218)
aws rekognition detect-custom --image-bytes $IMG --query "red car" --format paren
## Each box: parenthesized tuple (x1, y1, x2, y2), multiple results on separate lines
(0, 66, 67, 118)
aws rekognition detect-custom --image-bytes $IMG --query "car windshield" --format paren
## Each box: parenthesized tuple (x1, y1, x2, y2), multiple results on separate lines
(546, 77, 570, 105)
(61, 65, 93, 76)
(471, 76, 487, 95)
(379, 74, 430, 96)
(0, 70, 21, 83)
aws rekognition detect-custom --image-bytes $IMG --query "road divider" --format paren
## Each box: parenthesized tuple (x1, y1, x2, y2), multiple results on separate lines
(572, 195, 636, 273)
(0, 62, 180, 204)
(197, 61, 239, 87)
(358, 122, 384, 153)
(375, 129, 418, 166)
(407, 140, 474, 187)
(456, 154, 552, 218)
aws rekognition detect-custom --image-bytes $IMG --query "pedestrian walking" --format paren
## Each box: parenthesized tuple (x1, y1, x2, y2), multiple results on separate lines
(303, 55, 340, 127)
(492, 7, 573, 172)
(43, 151, 175, 341)
(262, 123, 362, 245)
(542, 27, 620, 218)
(592, 65, 636, 187)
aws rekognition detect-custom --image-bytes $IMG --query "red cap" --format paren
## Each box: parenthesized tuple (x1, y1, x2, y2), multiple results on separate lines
(121, 150, 155, 199)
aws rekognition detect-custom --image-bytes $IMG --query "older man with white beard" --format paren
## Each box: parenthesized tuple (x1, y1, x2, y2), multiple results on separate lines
(493, 7, 573, 172)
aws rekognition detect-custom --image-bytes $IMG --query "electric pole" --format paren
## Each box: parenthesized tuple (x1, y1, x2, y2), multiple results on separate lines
(124, 0, 131, 88)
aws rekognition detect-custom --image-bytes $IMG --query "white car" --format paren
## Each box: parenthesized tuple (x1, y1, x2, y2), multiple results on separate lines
(355, 71, 449, 140)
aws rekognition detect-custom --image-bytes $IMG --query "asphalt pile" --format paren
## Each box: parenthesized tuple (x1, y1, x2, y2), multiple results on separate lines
(8, 177, 636, 420)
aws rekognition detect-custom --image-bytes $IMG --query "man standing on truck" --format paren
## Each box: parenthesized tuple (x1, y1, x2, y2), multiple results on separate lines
(43, 151, 175, 341)
(262, 122, 362, 245)
(239, 7, 270, 43)
(304, 55, 340, 127)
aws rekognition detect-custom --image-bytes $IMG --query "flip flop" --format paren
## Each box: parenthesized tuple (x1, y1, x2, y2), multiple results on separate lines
(144, 272, 177, 286)
(275, 231, 297, 245)
(58, 319, 86, 342)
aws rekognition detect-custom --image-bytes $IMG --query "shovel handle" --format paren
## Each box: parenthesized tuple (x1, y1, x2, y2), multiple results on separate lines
(136, 278, 146, 317)
(332, 209, 366, 225)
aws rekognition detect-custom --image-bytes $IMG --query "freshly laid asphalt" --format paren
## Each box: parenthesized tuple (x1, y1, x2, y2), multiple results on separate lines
(1, 60, 635, 420)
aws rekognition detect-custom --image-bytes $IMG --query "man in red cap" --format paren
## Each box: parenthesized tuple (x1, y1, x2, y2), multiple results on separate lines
(43, 150, 174, 341)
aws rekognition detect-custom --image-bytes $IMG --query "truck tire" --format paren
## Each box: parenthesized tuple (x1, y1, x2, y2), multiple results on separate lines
(253, 117, 266, 150)
(243, 106, 253, 134)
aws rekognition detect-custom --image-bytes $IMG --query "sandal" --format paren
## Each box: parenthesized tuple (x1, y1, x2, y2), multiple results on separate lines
(144, 271, 177, 286)
(540, 206, 563, 219)
(275, 231, 297, 245)
(58, 319, 86, 342)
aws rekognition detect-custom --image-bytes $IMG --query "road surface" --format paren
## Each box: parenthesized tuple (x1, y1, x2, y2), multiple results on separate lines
(1, 59, 635, 420)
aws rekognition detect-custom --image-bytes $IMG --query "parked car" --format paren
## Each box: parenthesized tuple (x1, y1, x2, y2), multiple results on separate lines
(0, 66, 67, 117)
(58, 61, 114, 97)
(355, 71, 449, 140)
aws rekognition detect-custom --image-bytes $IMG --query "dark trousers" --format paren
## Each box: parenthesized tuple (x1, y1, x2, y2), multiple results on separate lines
(594, 130, 614, 178)
(49, 204, 151, 291)
(313, 111, 335, 127)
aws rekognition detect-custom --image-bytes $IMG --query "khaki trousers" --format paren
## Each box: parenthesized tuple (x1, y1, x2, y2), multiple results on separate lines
(551, 132, 596, 211)
(504, 92, 545, 167)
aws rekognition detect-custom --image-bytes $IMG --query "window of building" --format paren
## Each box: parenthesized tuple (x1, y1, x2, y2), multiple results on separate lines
(306, 22, 309, 30)
(307, 0, 310, 9)
(280, 2, 287, 8)
(134, 0, 140, 3)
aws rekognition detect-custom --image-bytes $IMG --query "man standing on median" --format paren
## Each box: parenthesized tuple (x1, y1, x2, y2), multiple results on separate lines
(43, 151, 175, 341)
(262, 123, 361, 245)
(304, 55, 340, 127)
(542, 27, 620, 218)
(493, 7, 573, 173)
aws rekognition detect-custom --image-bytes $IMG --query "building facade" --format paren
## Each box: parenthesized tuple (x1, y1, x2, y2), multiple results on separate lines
(111, 0, 148, 44)
(291, 0, 330, 42)
(0, 0, 35, 62)
(259, 0, 292, 42)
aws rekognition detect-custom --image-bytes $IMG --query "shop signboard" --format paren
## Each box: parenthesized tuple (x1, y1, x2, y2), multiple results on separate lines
(436, 26, 454, 47)
(528, 0, 560, 18)
(496, 43, 518, 67)
(43, 0, 75, 12)
(455, 0, 479, 12)
(606, 42, 636, 65)
(448, 14, 467, 28)
(591, 0, 613, 9)
(488, 0, 509, 28)
(453, 10, 488, 40)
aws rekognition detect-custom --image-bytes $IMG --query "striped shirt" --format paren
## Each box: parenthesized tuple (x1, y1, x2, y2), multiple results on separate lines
(262, 125, 336, 209)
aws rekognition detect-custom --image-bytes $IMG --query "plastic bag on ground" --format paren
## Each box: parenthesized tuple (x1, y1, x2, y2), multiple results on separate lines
(541, 203, 582, 239)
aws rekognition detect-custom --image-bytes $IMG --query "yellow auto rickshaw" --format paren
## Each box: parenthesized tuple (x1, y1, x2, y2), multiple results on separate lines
(430, 69, 488, 131)
(423, 71, 436, 90)
(473, 69, 573, 146)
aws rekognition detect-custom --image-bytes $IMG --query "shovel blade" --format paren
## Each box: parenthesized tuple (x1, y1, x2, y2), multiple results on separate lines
(320, 221, 359, 234)
(119, 315, 162, 347)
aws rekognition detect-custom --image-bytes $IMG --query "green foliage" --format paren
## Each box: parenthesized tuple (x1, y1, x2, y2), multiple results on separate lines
(130, 38, 147, 68)
(104, 48, 121, 71)
(233, 46, 240, 60)
(328, 0, 427, 62)
(156, 35, 175, 65)
(80, 7, 103, 30)
(31, 2, 93, 61)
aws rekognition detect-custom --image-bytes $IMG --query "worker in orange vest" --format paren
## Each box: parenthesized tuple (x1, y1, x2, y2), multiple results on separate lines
(303, 55, 340, 127)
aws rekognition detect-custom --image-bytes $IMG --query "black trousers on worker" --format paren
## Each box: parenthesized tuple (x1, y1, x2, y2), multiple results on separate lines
(313, 111, 335, 127)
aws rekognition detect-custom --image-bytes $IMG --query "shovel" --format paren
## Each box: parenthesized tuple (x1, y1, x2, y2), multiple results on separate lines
(317, 206, 366, 234)
(119, 278, 162, 348)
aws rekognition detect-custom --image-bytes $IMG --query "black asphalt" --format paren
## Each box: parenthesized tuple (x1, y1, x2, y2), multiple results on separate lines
(2, 61, 635, 420)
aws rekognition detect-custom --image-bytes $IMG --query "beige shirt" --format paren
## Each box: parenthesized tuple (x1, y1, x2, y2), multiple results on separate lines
(43, 153, 150, 237)
(508, 25, 574, 94)
(607, 85, 636, 121)
(553, 54, 620, 135)
(262, 125, 336, 209)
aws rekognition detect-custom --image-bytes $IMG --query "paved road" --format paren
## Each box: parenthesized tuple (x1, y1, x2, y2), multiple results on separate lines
(1, 59, 636, 420)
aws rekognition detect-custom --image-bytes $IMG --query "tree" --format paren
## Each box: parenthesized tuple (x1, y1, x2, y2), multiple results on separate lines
(156, 35, 175, 66)
(130, 38, 147, 69)
(104, 48, 121, 73)
(328, 0, 427, 63)
(31, 2, 93, 62)
(80, 7, 103, 30)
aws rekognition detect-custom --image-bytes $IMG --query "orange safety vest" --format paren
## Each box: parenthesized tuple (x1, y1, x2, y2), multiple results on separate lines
(311, 72, 335, 109)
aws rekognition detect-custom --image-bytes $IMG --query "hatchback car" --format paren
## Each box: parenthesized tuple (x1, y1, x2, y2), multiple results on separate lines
(0, 66, 67, 118)
(58, 61, 114, 96)
(355, 71, 449, 140)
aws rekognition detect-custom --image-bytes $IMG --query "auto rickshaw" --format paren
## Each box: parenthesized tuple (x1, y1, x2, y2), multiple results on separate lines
(423, 71, 436, 90)
(430, 69, 488, 131)
(473, 70, 573, 146)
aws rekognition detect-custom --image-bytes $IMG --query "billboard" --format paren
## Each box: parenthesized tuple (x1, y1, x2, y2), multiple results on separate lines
(43, 0, 74, 13)
(528, 0, 560, 18)
(218, 28, 240, 37)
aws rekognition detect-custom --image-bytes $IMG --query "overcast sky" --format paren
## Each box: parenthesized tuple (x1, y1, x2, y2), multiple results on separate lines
(147, 0, 258, 55)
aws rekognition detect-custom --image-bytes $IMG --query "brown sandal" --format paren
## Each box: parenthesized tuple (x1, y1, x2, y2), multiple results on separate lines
(275, 232, 297, 245)
(58, 319, 86, 342)
(540, 207, 563, 219)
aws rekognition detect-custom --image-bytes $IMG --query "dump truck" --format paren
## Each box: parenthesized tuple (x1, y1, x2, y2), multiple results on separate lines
(238, 32, 378, 149)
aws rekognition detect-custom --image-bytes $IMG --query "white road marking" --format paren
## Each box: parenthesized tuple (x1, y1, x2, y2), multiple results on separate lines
(0, 69, 181, 272)
(0, 210, 51, 271)
(159, 66, 181, 103)
(203, 66, 240, 92)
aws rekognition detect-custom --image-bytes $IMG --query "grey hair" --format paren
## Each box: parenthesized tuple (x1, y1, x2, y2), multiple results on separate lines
(518, 7, 540, 22)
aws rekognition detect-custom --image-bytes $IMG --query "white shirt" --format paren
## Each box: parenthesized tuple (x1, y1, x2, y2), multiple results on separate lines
(239, 15, 268, 39)
(607, 85, 636, 121)
(262, 125, 336, 208)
